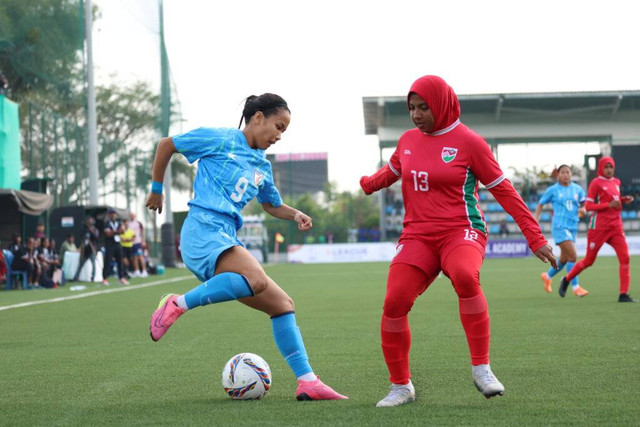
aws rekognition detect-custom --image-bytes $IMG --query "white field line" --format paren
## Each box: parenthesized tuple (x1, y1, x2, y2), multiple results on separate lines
(0, 275, 194, 312)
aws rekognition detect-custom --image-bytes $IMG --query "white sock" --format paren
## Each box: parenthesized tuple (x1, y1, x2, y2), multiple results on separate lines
(176, 295, 189, 310)
(472, 363, 491, 374)
(298, 372, 317, 382)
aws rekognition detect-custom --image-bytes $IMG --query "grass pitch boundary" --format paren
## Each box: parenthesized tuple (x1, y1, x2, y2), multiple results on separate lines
(0, 275, 193, 312)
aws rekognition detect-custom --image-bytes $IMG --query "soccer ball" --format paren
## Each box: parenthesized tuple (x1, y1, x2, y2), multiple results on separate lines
(221, 353, 272, 400)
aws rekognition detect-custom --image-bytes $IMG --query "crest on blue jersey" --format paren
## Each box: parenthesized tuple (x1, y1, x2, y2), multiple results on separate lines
(441, 147, 458, 163)
(253, 170, 264, 186)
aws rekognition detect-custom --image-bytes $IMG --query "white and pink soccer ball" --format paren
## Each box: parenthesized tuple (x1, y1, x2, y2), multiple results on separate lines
(221, 353, 272, 400)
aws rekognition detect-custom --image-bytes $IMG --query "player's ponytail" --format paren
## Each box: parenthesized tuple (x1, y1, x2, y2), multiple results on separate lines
(238, 93, 290, 129)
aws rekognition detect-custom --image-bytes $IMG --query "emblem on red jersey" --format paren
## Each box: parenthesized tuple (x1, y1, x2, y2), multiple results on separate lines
(253, 170, 264, 186)
(441, 147, 458, 163)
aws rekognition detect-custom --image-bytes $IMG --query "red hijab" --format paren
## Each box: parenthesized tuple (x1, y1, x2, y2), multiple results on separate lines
(597, 156, 615, 177)
(408, 75, 460, 133)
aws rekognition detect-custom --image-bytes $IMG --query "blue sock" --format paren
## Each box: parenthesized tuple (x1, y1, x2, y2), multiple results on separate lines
(271, 312, 313, 378)
(566, 262, 579, 287)
(547, 262, 565, 278)
(183, 272, 254, 309)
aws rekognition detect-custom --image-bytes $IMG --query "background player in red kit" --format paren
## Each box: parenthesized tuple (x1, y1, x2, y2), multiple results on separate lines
(560, 157, 636, 302)
(360, 75, 557, 407)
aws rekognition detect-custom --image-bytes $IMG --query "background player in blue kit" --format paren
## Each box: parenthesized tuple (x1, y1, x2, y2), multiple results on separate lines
(146, 93, 347, 401)
(534, 165, 588, 297)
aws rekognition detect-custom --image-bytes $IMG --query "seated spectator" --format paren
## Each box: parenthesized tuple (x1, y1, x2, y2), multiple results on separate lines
(33, 223, 46, 240)
(48, 239, 64, 286)
(10, 237, 37, 288)
(36, 237, 57, 288)
(59, 234, 78, 264)
(7, 234, 22, 254)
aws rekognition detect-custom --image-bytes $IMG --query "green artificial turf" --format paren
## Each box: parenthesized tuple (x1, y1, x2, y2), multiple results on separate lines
(1, 257, 638, 425)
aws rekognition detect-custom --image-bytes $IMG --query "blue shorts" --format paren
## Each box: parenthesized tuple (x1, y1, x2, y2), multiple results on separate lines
(180, 208, 244, 282)
(132, 243, 143, 256)
(552, 227, 577, 245)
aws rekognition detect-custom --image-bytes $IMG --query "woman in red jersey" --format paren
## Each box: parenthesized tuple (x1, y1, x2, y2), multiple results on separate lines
(559, 157, 635, 303)
(360, 75, 557, 407)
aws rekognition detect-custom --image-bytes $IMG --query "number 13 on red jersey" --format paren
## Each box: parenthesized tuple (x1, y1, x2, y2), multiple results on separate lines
(411, 170, 429, 192)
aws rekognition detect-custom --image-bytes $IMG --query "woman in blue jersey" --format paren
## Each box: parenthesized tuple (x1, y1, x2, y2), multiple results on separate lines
(145, 93, 347, 401)
(534, 165, 588, 297)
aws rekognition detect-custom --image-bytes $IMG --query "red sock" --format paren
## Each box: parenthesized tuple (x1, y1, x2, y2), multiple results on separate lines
(459, 293, 490, 365)
(381, 315, 411, 384)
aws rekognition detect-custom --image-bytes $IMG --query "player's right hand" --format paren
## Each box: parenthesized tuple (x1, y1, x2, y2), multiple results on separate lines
(534, 244, 558, 269)
(146, 192, 164, 214)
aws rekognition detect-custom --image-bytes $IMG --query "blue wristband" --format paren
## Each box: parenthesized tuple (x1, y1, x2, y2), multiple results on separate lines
(151, 181, 163, 194)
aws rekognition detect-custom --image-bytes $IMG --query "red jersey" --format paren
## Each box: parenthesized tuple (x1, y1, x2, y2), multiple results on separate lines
(389, 121, 503, 236)
(585, 157, 623, 230)
(361, 75, 547, 252)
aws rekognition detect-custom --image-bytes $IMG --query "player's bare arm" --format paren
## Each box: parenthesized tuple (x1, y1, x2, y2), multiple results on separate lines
(533, 204, 543, 222)
(262, 202, 313, 231)
(146, 137, 177, 214)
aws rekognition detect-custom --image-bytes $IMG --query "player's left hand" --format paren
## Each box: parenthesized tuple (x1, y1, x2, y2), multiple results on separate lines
(294, 211, 313, 231)
(534, 244, 558, 269)
(359, 176, 373, 195)
(622, 195, 634, 204)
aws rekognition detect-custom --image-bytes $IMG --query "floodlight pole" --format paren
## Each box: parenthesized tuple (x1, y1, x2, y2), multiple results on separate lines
(159, 0, 176, 267)
(84, 0, 99, 205)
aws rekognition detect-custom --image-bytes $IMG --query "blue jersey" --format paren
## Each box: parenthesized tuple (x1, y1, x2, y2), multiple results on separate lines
(173, 127, 282, 230)
(538, 182, 586, 230)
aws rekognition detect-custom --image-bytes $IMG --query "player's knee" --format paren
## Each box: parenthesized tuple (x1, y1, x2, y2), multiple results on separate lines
(383, 295, 413, 318)
(449, 271, 480, 298)
(245, 272, 269, 295)
(280, 295, 295, 312)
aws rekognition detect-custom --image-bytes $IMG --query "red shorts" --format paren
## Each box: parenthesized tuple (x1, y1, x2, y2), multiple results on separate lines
(587, 226, 623, 249)
(391, 228, 487, 276)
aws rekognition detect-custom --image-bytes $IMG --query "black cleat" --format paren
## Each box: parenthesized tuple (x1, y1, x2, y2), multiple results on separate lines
(618, 293, 638, 303)
(558, 276, 569, 298)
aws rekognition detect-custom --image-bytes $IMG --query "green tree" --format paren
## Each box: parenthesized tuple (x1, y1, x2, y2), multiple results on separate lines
(1, 0, 195, 208)
(0, 0, 85, 107)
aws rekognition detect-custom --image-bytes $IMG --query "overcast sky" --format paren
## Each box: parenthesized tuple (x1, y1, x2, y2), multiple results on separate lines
(92, 0, 639, 213)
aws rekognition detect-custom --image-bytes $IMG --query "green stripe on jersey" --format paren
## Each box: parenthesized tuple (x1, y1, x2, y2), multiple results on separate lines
(589, 213, 597, 229)
(463, 169, 486, 233)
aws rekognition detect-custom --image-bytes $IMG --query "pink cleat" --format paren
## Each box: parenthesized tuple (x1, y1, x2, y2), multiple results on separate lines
(296, 377, 348, 401)
(150, 293, 186, 342)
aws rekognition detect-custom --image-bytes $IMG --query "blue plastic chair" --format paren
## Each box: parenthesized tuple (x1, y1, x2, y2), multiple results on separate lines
(2, 250, 29, 290)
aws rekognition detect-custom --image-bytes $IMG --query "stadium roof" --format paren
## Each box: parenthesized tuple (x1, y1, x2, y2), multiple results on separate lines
(363, 90, 640, 137)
